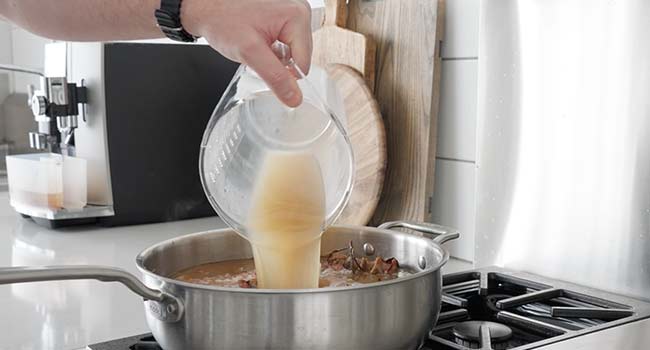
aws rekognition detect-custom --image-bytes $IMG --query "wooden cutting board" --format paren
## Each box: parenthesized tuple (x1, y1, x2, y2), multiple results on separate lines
(312, 0, 376, 91)
(347, 0, 445, 225)
(326, 64, 386, 226)
(311, 0, 385, 226)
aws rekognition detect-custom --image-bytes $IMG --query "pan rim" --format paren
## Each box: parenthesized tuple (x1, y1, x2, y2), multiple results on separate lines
(135, 224, 449, 295)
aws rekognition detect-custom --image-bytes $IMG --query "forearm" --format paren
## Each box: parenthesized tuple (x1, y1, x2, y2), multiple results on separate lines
(0, 0, 163, 41)
(1, 0, 312, 107)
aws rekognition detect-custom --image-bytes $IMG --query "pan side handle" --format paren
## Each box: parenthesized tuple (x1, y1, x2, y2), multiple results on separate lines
(0, 265, 183, 322)
(378, 221, 460, 245)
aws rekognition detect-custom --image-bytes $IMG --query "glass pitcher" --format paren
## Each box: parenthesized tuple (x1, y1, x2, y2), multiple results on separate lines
(199, 41, 354, 249)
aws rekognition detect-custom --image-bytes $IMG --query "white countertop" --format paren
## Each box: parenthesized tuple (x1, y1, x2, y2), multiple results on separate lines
(0, 191, 472, 350)
(0, 192, 228, 350)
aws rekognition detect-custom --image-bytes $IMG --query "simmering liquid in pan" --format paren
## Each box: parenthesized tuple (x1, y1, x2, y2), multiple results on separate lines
(173, 256, 415, 288)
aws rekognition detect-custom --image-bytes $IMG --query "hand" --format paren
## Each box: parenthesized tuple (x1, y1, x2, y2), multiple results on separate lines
(183, 0, 312, 107)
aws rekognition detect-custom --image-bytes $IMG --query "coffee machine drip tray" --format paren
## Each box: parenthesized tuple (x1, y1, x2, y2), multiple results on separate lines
(14, 203, 114, 228)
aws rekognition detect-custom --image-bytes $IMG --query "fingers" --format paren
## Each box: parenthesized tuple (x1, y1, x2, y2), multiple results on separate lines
(240, 38, 303, 107)
(279, 2, 313, 75)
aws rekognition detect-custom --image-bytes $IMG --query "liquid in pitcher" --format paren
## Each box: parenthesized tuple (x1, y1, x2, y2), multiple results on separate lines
(247, 151, 325, 289)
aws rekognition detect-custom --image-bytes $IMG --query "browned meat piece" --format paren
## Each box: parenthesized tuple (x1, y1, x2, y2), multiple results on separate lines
(369, 257, 384, 274)
(331, 261, 346, 271)
(385, 258, 399, 274)
(238, 278, 258, 288)
(238, 280, 253, 288)
(358, 257, 369, 271)
(326, 250, 349, 271)
(367, 256, 400, 276)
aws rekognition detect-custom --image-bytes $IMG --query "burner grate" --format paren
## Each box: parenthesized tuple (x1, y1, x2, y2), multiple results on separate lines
(426, 267, 650, 350)
(128, 335, 162, 350)
(87, 334, 161, 350)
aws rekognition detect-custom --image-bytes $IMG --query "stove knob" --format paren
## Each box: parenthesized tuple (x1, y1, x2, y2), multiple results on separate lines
(31, 95, 48, 117)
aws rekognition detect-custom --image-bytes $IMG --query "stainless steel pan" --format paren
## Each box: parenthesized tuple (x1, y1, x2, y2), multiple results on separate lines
(0, 221, 458, 350)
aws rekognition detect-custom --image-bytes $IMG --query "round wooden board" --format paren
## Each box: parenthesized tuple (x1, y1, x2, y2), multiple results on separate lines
(327, 64, 386, 226)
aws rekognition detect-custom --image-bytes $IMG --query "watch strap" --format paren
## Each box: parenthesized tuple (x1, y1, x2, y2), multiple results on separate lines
(155, 0, 198, 42)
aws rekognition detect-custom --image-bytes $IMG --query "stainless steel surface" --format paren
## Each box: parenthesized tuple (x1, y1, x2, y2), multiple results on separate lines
(48, 77, 69, 105)
(0, 56, 82, 155)
(536, 317, 650, 350)
(28, 131, 56, 151)
(31, 94, 48, 116)
(58, 115, 79, 146)
(0, 223, 457, 350)
(362, 242, 375, 255)
(138, 224, 453, 350)
(0, 266, 180, 312)
(57, 115, 78, 130)
(0, 265, 184, 324)
(379, 221, 461, 245)
(4, 53, 71, 153)
(12, 202, 114, 220)
(68, 43, 114, 206)
(80, 78, 87, 122)
(476, 0, 650, 300)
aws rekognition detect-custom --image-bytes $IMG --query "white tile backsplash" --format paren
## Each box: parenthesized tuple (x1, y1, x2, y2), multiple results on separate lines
(442, 0, 479, 58)
(10, 28, 48, 69)
(431, 159, 476, 262)
(437, 59, 478, 161)
(432, 0, 481, 262)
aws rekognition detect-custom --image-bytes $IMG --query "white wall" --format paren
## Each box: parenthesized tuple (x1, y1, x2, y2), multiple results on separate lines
(430, 0, 480, 262)
(10, 26, 50, 93)
(0, 21, 11, 63)
(0, 19, 51, 94)
(0, 20, 12, 104)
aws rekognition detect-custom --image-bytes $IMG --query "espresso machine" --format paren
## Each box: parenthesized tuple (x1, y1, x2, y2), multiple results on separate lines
(3, 40, 240, 227)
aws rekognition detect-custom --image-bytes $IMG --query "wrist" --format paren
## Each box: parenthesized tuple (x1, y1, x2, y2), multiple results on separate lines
(181, 0, 208, 38)
(155, 0, 201, 42)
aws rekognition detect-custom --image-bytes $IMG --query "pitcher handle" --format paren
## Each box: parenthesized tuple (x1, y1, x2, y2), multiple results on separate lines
(378, 221, 460, 245)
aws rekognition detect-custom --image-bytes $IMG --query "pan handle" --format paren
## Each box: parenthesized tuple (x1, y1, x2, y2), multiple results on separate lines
(378, 221, 460, 245)
(0, 265, 183, 322)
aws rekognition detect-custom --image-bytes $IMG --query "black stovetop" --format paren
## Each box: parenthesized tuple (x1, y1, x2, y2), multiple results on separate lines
(87, 267, 650, 350)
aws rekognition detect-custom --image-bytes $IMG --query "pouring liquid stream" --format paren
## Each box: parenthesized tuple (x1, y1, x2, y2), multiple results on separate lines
(247, 150, 326, 289)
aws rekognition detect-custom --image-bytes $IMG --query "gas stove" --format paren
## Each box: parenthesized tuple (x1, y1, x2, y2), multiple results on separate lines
(423, 267, 650, 349)
(86, 267, 650, 350)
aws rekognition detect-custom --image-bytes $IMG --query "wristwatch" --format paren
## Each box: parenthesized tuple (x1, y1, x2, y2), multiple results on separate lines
(154, 0, 199, 42)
